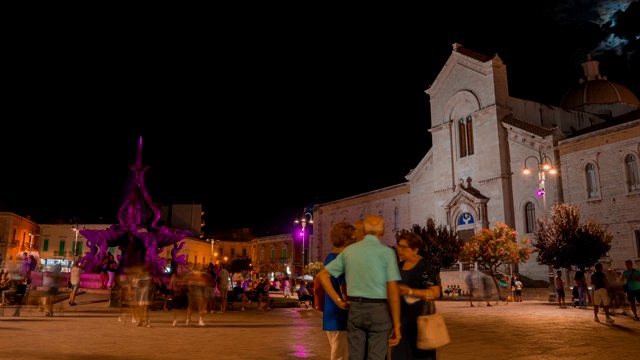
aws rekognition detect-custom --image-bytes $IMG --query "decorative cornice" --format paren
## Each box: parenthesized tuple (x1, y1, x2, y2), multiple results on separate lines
(478, 174, 511, 184)
(434, 186, 456, 194)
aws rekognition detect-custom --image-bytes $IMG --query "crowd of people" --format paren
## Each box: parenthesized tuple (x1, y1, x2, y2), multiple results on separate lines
(313, 214, 640, 360)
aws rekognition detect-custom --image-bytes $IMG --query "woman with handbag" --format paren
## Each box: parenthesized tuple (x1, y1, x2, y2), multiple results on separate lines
(391, 232, 442, 360)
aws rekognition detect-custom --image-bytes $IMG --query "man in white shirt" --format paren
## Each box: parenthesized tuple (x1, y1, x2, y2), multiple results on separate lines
(69, 261, 84, 306)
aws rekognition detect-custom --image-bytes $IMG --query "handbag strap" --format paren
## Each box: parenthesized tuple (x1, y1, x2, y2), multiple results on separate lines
(421, 297, 435, 315)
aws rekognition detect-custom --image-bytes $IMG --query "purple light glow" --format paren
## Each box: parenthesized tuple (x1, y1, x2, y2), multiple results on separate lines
(536, 188, 545, 197)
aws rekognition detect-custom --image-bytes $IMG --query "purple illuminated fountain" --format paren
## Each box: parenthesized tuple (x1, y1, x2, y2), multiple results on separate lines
(79, 136, 191, 275)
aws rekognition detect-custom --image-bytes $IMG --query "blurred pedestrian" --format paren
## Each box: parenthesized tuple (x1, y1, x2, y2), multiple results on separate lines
(591, 263, 614, 324)
(217, 263, 230, 313)
(132, 266, 154, 327)
(574, 269, 589, 309)
(622, 259, 639, 321)
(465, 269, 492, 307)
(44, 264, 64, 316)
(282, 275, 291, 298)
(317, 214, 402, 359)
(170, 269, 187, 326)
(186, 269, 207, 326)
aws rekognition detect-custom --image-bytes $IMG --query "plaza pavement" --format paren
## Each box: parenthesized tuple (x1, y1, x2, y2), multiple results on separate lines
(1, 290, 639, 360)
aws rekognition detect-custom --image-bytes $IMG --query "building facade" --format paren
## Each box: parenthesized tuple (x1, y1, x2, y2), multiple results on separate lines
(309, 44, 640, 281)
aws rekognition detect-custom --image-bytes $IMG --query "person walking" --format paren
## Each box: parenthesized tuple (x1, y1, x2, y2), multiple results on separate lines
(574, 270, 589, 309)
(217, 263, 230, 313)
(317, 221, 357, 360)
(554, 271, 567, 309)
(282, 275, 291, 298)
(391, 232, 441, 360)
(106, 253, 118, 289)
(317, 214, 402, 360)
(44, 264, 64, 317)
(621, 259, 639, 321)
(68, 261, 84, 306)
(591, 263, 615, 324)
(465, 270, 492, 307)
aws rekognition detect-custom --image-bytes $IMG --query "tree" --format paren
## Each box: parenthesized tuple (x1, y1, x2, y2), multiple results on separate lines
(258, 258, 281, 277)
(304, 261, 324, 276)
(396, 222, 465, 288)
(459, 222, 531, 301)
(228, 258, 253, 275)
(532, 203, 612, 271)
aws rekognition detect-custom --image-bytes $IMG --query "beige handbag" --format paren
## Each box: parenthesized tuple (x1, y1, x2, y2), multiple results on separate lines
(416, 300, 451, 350)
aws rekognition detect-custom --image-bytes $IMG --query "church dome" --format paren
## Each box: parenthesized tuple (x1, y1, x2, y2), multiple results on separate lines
(560, 55, 639, 115)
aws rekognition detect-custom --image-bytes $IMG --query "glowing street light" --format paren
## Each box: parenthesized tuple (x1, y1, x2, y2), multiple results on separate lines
(523, 150, 557, 217)
(293, 211, 313, 272)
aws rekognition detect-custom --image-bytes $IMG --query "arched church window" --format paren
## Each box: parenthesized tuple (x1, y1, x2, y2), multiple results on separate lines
(458, 115, 474, 158)
(586, 163, 600, 198)
(259, 247, 265, 261)
(458, 118, 467, 158)
(625, 154, 639, 191)
(525, 202, 535, 233)
(465, 115, 474, 155)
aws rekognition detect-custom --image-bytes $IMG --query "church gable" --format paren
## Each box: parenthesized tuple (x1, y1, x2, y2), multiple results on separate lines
(426, 43, 507, 130)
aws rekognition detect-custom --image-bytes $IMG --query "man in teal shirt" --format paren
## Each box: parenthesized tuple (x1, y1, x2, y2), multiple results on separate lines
(318, 214, 402, 360)
(622, 259, 639, 321)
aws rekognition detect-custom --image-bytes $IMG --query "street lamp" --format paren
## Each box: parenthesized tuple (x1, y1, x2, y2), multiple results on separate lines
(207, 239, 215, 263)
(522, 150, 557, 217)
(294, 211, 313, 273)
(71, 226, 80, 257)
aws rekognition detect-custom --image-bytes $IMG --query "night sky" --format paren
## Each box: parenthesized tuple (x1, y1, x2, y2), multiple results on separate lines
(2, 1, 638, 235)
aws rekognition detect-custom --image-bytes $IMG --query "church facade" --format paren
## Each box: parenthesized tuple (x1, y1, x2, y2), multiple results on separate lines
(309, 44, 640, 281)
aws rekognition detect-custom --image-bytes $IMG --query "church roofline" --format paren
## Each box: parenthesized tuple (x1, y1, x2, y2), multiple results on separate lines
(501, 114, 557, 138)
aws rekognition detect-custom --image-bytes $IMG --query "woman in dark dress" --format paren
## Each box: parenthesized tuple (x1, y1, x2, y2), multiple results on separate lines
(391, 232, 442, 360)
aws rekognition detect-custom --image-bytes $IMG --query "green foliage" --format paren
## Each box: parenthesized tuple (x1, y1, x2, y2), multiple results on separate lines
(304, 261, 324, 276)
(532, 203, 612, 270)
(396, 222, 465, 270)
(258, 258, 282, 276)
(228, 258, 252, 275)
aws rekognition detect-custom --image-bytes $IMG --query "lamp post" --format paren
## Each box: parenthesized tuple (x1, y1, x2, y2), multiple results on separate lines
(294, 211, 313, 273)
(208, 239, 215, 263)
(71, 226, 80, 257)
(522, 150, 557, 217)
(523, 149, 557, 301)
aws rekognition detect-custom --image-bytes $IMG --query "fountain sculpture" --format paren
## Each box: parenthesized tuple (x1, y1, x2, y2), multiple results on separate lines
(79, 136, 192, 275)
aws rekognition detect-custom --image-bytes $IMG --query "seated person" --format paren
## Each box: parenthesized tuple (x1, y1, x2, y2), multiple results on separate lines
(297, 280, 314, 306)
(232, 280, 250, 310)
(0, 273, 9, 292)
(1, 280, 19, 305)
(255, 278, 271, 311)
